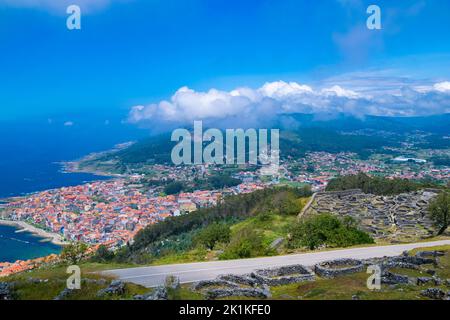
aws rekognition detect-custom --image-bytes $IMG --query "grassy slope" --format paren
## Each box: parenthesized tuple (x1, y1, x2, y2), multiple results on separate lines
(2, 263, 148, 300)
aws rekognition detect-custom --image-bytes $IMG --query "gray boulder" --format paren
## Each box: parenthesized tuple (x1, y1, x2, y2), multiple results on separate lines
(0, 282, 14, 300)
(269, 237, 285, 250)
(217, 274, 259, 287)
(165, 275, 180, 290)
(425, 269, 436, 276)
(140, 286, 168, 300)
(415, 251, 445, 258)
(97, 280, 126, 297)
(54, 288, 74, 301)
(417, 277, 434, 285)
(381, 272, 409, 285)
(420, 288, 446, 300)
(205, 285, 271, 300)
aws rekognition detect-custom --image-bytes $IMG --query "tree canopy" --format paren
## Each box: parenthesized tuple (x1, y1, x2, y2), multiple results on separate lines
(429, 191, 450, 235)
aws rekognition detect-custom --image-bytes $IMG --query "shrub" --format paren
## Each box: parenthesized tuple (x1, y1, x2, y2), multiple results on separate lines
(287, 214, 374, 250)
(193, 223, 231, 250)
(429, 191, 450, 235)
(91, 245, 115, 263)
(61, 242, 88, 265)
(325, 173, 437, 195)
(220, 227, 271, 259)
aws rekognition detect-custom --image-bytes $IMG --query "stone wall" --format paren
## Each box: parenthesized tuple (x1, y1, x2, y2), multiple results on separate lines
(251, 264, 315, 286)
(314, 259, 364, 278)
(302, 189, 439, 242)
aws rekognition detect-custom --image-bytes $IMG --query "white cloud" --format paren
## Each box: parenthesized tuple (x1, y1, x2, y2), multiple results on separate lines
(128, 80, 450, 127)
(321, 85, 360, 98)
(258, 81, 313, 98)
(434, 81, 450, 93)
(64, 121, 74, 126)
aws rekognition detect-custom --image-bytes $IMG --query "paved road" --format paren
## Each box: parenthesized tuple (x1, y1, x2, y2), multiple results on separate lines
(103, 240, 450, 287)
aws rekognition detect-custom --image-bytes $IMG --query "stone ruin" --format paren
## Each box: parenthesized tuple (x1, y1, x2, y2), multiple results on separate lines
(251, 264, 315, 286)
(189, 250, 449, 300)
(97, 279, 126, 297)
(0, 282, 14, 300)
(134, 285, 168, 300)
(314, 258, 364, 278)
(421, 288, 449, 300)
(364, 250, 449, 294)
(190, 264, 315, 299)
(192, 274, 271, 300)
(302, 189, 440, 242)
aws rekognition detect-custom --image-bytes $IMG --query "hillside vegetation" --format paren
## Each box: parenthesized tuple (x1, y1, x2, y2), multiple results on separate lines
(325, 173, 442, 195)
(84, 127, 399, 171)
(106, 186, 311, 263)
(89, 185, 377, 265)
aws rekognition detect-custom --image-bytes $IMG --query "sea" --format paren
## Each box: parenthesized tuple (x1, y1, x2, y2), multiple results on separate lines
(0, 224, 62, 263)
(0, 114, 148, 261)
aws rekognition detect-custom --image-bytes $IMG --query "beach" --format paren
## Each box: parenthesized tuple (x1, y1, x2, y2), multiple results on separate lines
(0, 219, 67, 246)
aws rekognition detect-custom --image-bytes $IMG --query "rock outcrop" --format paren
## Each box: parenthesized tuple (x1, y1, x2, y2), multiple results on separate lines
(134, 285, 168, 300)
(0, 282, 14, 300)
(97, 280, 126, 297)
(420, 288, 447, 300)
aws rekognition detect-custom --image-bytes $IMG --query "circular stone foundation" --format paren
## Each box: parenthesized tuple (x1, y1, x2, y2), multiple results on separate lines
(252, 264, 315, 286)
(314, 259, 364, 278)
(191, 279, 239, 292)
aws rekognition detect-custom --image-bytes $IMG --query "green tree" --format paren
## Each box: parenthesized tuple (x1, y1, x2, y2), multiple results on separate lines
(287, 214, 373, 250)
(194, 223, 231, 250)
(164, 181, 184, 195)
(61, 242, 88, 264)
(220, 227, 268, 259)
(429, 192, 450, 235)
(278, 195, 303, 215)
(207, 175, 241, 189)
(91, 245, 114, 262)
(325, 173, 432, 196)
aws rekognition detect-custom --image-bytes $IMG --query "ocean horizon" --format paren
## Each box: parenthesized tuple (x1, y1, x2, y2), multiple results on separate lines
(0, 116, 148, 262)
(0, 116, 147, 199)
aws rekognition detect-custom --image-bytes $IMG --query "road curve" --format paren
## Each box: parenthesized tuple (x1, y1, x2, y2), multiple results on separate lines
(102, 240, 450, 288)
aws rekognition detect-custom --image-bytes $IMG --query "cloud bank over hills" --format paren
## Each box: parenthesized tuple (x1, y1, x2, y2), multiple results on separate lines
(128, 79, 450, 128)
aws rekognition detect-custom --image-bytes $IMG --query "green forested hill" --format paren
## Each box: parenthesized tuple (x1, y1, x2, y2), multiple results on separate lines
(92, 127, 397, 167)
(325, 173, 443, 195)
(79, 113, 450, 170)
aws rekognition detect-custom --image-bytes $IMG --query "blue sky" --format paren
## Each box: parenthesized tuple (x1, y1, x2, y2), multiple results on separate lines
(1, 0, 450, 122)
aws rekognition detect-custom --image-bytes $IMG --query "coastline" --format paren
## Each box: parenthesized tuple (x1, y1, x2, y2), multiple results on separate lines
(61, 161, 120, 178)
(60, 141, 135, 177)
(0, 219, 67, 246)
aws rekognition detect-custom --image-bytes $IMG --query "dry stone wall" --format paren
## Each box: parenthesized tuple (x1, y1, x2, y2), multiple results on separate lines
(303, 189, 440, 242)
(314, 259, 364, 278)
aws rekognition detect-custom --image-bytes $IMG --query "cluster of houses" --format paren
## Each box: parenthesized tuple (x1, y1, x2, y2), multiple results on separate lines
(4, 179, 267, 248)
(289, 152, 449, 191)
(0, 254, 59, 278)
